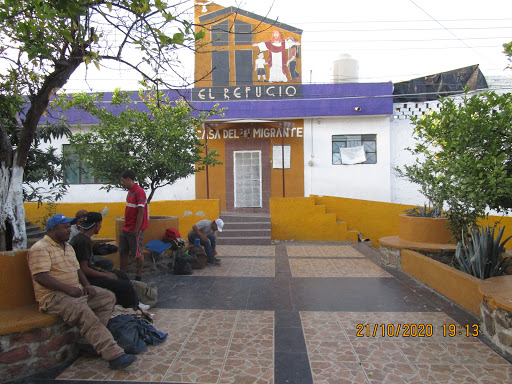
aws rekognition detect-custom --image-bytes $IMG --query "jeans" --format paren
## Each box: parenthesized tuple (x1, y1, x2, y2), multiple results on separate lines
(188, 233, 217, 263)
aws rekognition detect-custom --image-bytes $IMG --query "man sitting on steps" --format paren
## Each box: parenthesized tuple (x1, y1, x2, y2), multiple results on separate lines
(27, 213, 136, 370)
(187, 219, 224, 266)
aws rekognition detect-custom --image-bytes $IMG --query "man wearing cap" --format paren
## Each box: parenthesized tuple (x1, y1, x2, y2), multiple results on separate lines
(27, 214, 136, 370)
(119, 170, 149, 281)
(187, 218, 224, 266)
(69, 212, 146, 310)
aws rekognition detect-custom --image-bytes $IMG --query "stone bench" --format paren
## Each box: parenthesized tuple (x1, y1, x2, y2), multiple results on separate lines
(0, 250, 79, 382)
(479, 275, 512, 360)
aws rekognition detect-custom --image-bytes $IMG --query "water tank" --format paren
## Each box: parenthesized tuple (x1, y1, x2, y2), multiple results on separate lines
(332, 54, 359, 83)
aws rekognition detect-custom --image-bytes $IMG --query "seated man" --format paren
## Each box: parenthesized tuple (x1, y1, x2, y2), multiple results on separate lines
(69, 212, 148, 310)
(187, 218, 224, 266)
(27, 214, 136, 369)
(69, 209, 87, 239)
(69, 209, 114, 271)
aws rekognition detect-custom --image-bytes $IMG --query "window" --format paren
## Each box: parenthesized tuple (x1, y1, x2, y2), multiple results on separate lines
(63, 144, 103, 184)
(234, 20, 252, 45)
(332, 134, 377, 165)
(211, 20, 229, 46)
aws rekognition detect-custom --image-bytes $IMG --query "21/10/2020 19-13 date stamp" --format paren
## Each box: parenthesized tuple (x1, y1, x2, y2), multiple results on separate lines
(355, 323, 480, 338)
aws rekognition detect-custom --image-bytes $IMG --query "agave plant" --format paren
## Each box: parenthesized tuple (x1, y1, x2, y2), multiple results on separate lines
(403, 204, 443, 218)
(454, 225, 512, 279)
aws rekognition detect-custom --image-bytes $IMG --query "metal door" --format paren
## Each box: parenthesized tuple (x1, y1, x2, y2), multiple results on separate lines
(234, 150, 262, 208)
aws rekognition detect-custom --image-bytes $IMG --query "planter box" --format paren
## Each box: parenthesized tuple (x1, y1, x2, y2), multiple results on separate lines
(398, 214, 454, 244)
(115, 216, 179, 247)
(401, 249, 481, 315)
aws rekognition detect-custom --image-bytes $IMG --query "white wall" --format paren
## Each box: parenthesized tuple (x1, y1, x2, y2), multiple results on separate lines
(33, 132, 196, 203)
(303, 116, 392, 202)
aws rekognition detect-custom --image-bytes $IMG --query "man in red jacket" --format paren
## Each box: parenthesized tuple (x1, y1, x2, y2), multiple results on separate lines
(119, 170, 149, 281)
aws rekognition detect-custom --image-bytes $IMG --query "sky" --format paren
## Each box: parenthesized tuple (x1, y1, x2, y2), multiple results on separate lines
(64, 0, 512, 93)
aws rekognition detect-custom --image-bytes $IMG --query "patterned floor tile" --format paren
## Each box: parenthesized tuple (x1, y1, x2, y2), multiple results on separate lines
(464, 363, 512, 383)
(191, 258, 275, 277)
(305, 340, 358, 362)
(394, 341, 458, 364)
(351, 340, 408, 363)
(289, 259, 391, 277)
(57, 355, 115, 381)
(443, 341, 511, 365)
(309, 360, 369, 384)
(286, 245, 365, 258)
(413, 363, 479, 383)
(219, 357, 274, 384)
(58, 309, 275, 383)
(216, 245, 276, 257)
(163, 356, 224, 383)
(361, 362, 423, 384)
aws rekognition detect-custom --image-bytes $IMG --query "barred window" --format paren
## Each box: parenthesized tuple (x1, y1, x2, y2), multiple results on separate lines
(332, 134, 377, 165)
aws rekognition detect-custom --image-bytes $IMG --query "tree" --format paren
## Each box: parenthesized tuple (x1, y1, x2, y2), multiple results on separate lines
(504, 41, 512, 67)
(59, 88, 223, 203)
(0, 0, 206, 249)
(398, 91, 512, 240)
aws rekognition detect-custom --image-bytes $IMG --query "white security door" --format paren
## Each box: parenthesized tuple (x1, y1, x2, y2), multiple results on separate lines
(234, 150, 262, 208)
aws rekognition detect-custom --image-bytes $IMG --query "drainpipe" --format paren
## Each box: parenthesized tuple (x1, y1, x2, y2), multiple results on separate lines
(204, 123, 210, 199)
(281, 121, 285, 197)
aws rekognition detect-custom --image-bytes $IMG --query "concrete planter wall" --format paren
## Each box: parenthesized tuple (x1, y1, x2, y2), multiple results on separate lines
(398, 214, 454, 244)
(401, 249, 481, 315)
(115, 216, 180, 246)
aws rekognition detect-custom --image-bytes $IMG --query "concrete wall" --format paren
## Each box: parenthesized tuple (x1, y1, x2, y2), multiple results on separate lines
(25, 199, 220, 239)
(304, 115, 392, 202)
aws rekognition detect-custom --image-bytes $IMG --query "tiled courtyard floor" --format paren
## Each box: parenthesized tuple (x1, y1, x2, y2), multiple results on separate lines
(11, 242, 512, 384)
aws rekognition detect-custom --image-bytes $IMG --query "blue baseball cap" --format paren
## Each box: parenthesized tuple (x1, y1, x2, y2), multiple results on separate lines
(46, 214, 77, 231)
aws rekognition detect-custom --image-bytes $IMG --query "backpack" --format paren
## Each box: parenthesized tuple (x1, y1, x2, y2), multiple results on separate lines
(130, 280, 158, 307)
(173, 256, 193, 275)
(189, 246, 208, 269)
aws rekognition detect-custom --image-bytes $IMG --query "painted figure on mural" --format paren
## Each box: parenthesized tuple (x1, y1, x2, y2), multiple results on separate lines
(254, 51, 268, 82)
(286, 37, 301, 82)
(253, 30, 299, 83)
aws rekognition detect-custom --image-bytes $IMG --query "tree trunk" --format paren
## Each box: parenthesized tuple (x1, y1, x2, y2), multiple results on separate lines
(3, 161, 27, 250)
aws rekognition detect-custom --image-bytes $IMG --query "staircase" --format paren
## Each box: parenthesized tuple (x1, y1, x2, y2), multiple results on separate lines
(26, 221, 45, 248)
(217, 212, 272, 245)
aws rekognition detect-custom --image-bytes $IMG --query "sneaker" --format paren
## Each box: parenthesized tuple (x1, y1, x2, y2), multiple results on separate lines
(109, 353, 137, 370)
(213, 256, 221, 262)
(207, 260, 221, 267)
(138, 302, 150, 311)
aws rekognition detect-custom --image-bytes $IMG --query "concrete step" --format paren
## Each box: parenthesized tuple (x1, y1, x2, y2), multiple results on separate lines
(219, 228, 271, 238)
(216, 236, 272, 245)
(223, 222, 271, 230)
(220, 214, 270, 223)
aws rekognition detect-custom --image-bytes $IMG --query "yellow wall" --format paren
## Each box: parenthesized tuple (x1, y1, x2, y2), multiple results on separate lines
(24, 199, 220, 239)
(270, 197, 353, 241)
(25, 196, 512, 245)
(314, 196, 415, 247)
(402, 249, 481, 315)
(270, 196, 512, 246)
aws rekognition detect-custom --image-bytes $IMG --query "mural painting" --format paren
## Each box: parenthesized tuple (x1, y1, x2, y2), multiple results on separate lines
(253, 30, 301, 83)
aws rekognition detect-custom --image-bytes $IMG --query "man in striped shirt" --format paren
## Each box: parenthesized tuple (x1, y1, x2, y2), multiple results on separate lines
(119, 170, 149, 281)
(27, 214, 136, 370)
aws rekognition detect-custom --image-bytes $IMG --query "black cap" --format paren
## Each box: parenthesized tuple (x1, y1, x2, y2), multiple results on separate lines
(79, 212, 103, 229)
